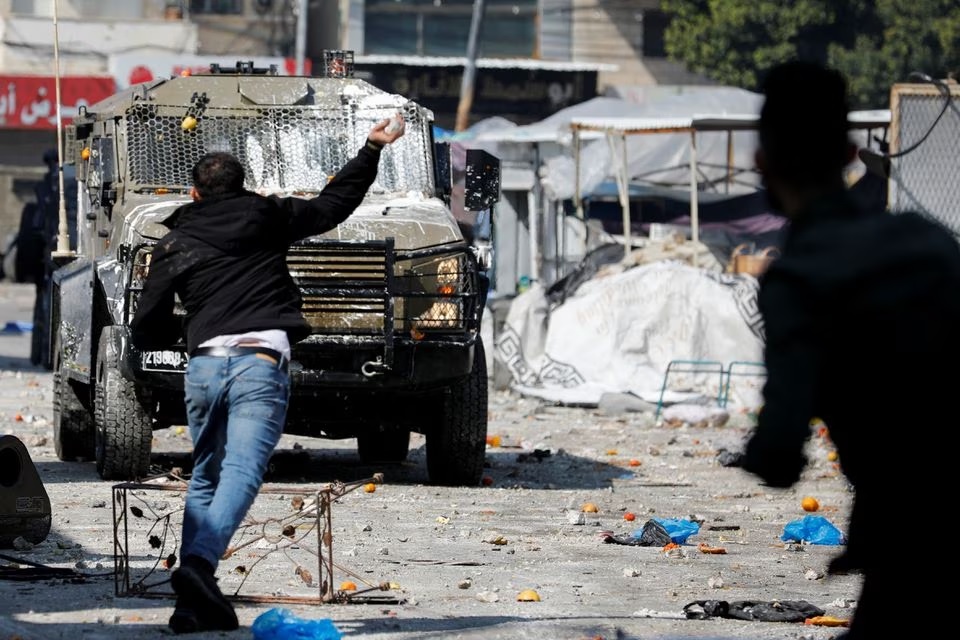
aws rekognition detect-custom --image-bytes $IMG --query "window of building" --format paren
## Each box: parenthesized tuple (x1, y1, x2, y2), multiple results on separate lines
(642, 9, 670, 58)
(190, 0, 243, 14)
(364, 0, 538, 58)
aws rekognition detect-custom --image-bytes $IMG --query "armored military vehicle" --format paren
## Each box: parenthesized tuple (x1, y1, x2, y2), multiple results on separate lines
(50, 55, 498, 486)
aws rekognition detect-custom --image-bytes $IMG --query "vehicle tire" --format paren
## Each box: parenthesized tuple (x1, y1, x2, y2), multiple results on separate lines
(52, 335, 94, 461)
(358, 429, 410, 464)
(94, 327, 153, 480)
(426, 338, 488, 486)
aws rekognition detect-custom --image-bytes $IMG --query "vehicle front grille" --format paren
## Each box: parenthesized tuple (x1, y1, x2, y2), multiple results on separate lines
(287, 244, 390, 334)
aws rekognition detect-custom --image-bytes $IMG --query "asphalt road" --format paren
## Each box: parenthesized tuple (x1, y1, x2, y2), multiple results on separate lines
(0, 281, 856, 640)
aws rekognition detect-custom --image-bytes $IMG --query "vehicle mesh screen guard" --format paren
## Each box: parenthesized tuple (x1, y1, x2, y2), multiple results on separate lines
(125, 99, 433, 196)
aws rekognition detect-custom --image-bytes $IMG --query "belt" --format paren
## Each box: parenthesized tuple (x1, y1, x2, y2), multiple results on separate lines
(191, 346, 288, 372)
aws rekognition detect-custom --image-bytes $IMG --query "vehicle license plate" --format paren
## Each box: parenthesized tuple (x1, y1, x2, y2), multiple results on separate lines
(140, 350, 188, 372)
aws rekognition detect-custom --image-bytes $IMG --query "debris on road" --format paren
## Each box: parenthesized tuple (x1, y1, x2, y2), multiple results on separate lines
(683, 599, 826, 623)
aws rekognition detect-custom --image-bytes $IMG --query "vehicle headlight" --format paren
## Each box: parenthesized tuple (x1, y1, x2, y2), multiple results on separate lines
(395, 252, 473, 332)
(130, 246, 152, 289)
(128, 245, 186, 316)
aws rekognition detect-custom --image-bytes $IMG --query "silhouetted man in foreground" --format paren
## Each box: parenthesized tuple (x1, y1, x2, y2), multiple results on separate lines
(743, 61, 960, 639)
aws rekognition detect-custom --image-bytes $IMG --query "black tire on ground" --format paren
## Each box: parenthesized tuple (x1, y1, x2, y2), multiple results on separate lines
(426, 338, 488, 486)
(52, 334, 95, 461)
(357, 429, 411, 464)
(94, 326, 153, 480)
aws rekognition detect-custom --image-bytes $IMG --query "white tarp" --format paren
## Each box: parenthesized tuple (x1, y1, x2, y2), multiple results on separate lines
(494, 261, 765, 408)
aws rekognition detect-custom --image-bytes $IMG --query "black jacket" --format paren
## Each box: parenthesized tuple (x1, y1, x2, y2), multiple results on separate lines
(131, 145, 381, 353)
(743, 190, 960, 569)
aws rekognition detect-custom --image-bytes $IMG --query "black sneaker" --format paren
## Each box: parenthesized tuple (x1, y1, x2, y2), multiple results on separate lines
(170, 558, 238, 632)
(168, 596, 201, 634)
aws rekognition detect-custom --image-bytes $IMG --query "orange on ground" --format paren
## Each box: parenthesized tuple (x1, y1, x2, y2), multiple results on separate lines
(627, 459, 641, 467)
(363, 483, 377, 493)
(827, 451, 839, 462)
(516, 589, 541, 602)
(481, 476, 494, 486)
(805, 616, 850, 627)
(486, 435, 501, 447)
(581, 503, 599, 513)
(623, 512, 636, 522)
(801, 496, 820, 512)
(339, 581, 357, 591)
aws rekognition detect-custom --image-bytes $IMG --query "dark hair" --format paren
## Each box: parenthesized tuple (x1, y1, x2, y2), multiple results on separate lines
(191, 152, 245, 198)
(758, 61, 851, 187)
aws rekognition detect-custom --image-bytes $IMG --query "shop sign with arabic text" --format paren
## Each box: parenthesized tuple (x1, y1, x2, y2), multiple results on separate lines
(0, 75, 116, 130)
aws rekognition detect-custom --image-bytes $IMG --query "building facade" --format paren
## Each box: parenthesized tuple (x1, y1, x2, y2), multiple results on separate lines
(0, 0, 683, 253)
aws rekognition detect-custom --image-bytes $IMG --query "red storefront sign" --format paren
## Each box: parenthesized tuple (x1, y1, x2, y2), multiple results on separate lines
(0, 75, 116, 130)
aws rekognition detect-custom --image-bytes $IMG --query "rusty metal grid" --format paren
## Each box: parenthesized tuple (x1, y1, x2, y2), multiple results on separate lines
(123, 102, 432, 196)
(111, 472, 399, 605)
(889, 83, 960, 234)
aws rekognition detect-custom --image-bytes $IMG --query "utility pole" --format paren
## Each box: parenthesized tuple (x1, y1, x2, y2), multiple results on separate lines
(295, 0, 308, 75)
(455, 0, 485, 132)
(51, 0, 72, 259)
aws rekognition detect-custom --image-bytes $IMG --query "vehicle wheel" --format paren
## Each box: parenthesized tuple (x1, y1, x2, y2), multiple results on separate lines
(426, 338, 488, 486)
(94, 327, 153, 480)
(357, 429, 410, 464)
(52, 335, 94, 461)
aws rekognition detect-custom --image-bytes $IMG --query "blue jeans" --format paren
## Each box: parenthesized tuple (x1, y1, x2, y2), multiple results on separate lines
(180, 354, 289, 570)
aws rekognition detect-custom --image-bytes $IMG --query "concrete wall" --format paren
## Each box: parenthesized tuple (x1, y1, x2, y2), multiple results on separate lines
(0, 15, 198, 74)
(571, 0, 655, 90)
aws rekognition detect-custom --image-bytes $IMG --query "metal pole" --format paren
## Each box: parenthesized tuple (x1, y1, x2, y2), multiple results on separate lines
(689, 130, 699, 268)
(295, 0, 308, 76)
(725, 130, 733, 194)
(606, 131, 631, 259)
(528, 144, 541, 283)
(455, 0, 486, 132)
(573, 127, 583, 218)
(51, 0, 71, 258)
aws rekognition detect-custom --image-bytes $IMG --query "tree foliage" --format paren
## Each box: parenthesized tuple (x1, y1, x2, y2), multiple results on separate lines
(660, 0, 960, 108)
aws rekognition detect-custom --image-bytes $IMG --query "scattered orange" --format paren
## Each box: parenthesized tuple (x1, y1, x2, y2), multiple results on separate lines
(581, 503, 599, 513)
(339, 581, 357, 591)
(363, 483, 377, 493)
(623, 512, 636, 522)
(181, 115, 198, 131)
(516, 589, 541, 602)
(801, 496, 820, 512)
(627, 459, 641, 467)
(481, 476, 494, 486)
(805, 616, 850, 627)
(827, 451, 839, 462)
(605, 449, 618, 456)
(486, 435, 501, 447)
(80, 147, 91, 160)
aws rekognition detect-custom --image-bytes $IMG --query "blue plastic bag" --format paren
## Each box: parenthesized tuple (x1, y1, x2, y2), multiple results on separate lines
(252, 608, 342, 640)
(653, 518, 701, 544)
(781, 515, 845, 545)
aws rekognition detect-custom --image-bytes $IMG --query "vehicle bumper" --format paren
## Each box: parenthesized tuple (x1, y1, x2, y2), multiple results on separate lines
(117, 327, 477, 390)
